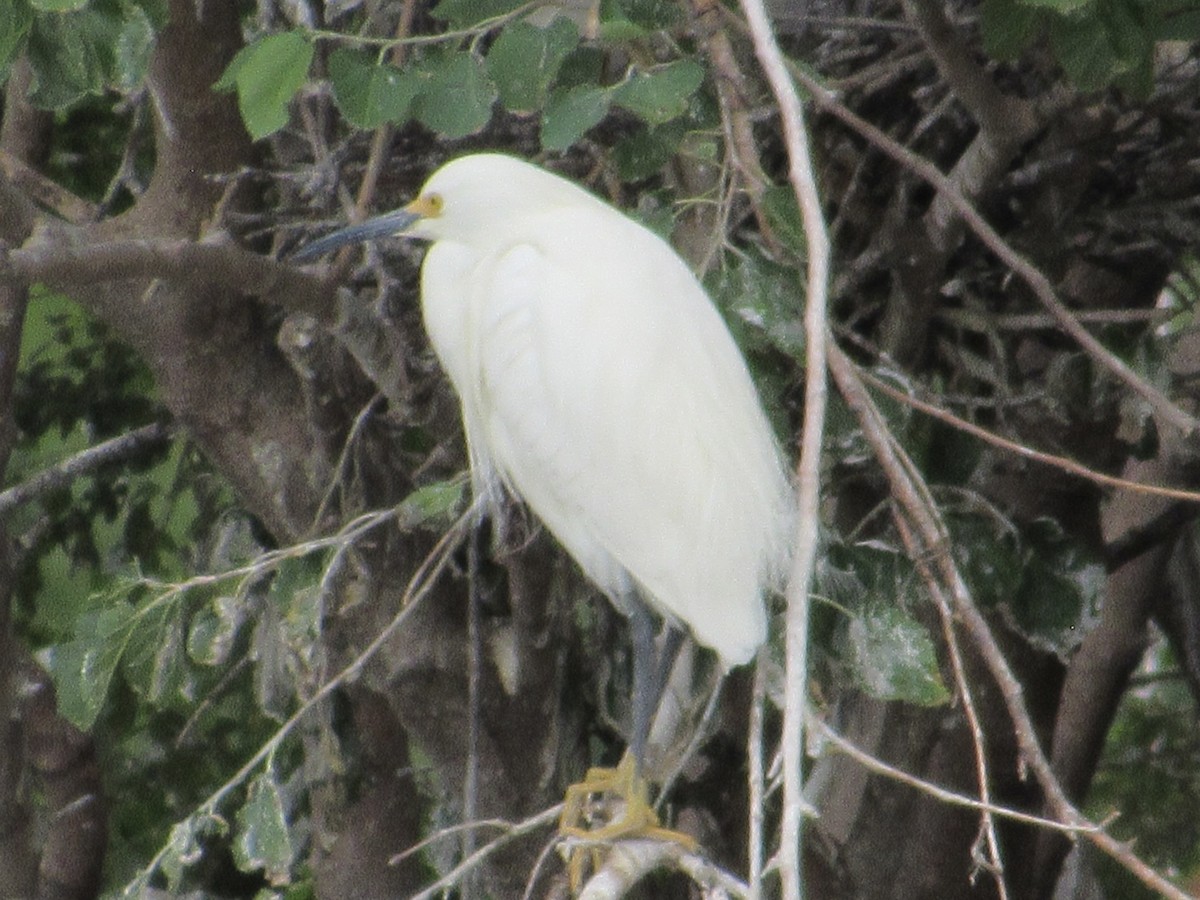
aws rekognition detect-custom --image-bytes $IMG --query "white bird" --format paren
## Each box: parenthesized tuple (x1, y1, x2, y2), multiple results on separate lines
(295, 152, 793, 839)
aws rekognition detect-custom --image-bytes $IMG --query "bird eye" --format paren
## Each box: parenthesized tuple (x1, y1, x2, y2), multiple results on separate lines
(426, 193, 444, 216)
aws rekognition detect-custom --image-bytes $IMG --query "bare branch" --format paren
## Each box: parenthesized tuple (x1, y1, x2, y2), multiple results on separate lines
(572, 838, 749, 900)
(0, 237, 332, 320)
(736, 1, 833, 898)
(730, 22, 1199, 434)
(687, 0, 770, 206)
(860, 369, 1200, 504)
(828, 340, 1196, 900)
(0, 423, 171, 514)
(808, 714, 1095, 835)
(0, 149, 96, 225)
(408, 806, 563, 900)
(900, 0, 1033, 142)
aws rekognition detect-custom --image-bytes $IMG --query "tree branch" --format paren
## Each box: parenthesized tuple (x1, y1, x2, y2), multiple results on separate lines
(736, 2, 833, 899)
(828, 339, 1196, 900)
(0, 237, 333, 321)
(573, 837, 749, 899)
(859, 369, 1200, 505)
(768, 54, 1198, 434)
(0, 423, 172, 514)
(808, 713, 1094, 834)
(901, 0, 1033, 144)
(0, 149, 96, 225)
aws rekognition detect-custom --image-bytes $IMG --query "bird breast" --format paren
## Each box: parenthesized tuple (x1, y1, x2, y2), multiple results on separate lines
(419, 207, 792, 668)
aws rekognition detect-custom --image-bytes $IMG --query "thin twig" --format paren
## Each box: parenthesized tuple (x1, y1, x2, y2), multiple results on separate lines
(687, 0, 771, 231)
(808, 715, 1096, 835)
(827, 341, 1196, 900)
(388, 816, 521, 867)
(311, 394, 384, 532)
(938, 306, 1169, 331)
(860, 370, 1200, 504)
(784, 60, 1197, 434)
(747, 654, 768, 900)
(408, 805, 563, 900)
(464, 514, 484, 900)
(736, 2, 832, 899)
(119, 507, 467, 894)
(897, 511, 1009, 899)
(0, 422, 171, 513)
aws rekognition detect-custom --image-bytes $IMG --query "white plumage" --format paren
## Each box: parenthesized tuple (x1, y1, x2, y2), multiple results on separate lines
(407, 154, 793, 668)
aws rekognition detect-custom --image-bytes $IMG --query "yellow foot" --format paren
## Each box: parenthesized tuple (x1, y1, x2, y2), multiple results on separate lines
(558, 754, 697, 891)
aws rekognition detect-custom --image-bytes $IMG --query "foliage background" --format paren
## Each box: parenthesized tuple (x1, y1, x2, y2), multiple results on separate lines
(1, 0, 1200, 898)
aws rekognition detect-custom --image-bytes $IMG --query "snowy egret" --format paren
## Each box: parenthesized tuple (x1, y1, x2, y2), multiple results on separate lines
(295, 153, 794, 839)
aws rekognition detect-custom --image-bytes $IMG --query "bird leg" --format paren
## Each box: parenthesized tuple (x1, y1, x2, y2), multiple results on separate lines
(559, 752, 695, 846)
(558, 604, 695, 888)
(559, 753, 697, 891)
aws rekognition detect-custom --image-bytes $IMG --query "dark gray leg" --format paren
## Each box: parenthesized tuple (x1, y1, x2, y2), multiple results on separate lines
(628, 599, 686, 770)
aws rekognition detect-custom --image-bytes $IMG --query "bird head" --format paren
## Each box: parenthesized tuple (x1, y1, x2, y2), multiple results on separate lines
(292, 154, 592, 260)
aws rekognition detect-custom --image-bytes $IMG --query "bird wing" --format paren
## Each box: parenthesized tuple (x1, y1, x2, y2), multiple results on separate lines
(467, 210, 787, 665)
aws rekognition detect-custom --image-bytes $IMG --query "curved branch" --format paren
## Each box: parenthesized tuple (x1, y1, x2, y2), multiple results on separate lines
(0, 238, 333, 320)
(0, 149, 95, 225)
(574, 837, 750, 899)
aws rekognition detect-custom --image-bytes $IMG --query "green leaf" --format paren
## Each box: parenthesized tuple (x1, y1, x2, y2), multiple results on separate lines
(328, 48, 422, 128)
(541, 83, 611, 150)
(188, 595, 245, 666)
(129, 0, 169, 28)
(114, 2, 155, 90)
(235, 773, 296, 886)
(597, 0, 649, 40)
(397, 479, 468, 527)
(30, 545, 101, 639)
(1011, 518, 1103, 656)
(847, 605, 950, 706)
(123, 599, 192, 706)
(157, 814, 228, 890)
(553, 44, 605, 89)
(29, 0, 86, 9)
(981, 0, 1043, 59)
(1049, 15, 1116, 90)
(25, 7, 120, 109)
(709, 252, 806, 358)
(952, 513, 1025, 609)
(252, 603, 295, 722)
(0, 0, 33, 79)
(612, 119, 686, 180)
(328, 49, 419, 129)
(411, 51, 497, 139)
(487, 18, 579, 114)
(761, 185, 807, 257)
(431, 0, 527, 28)
(612, 60, 705, 126)
(1045, 0, 1153, 93)
(215, 30, 313, 140)
(616, 0, 682, 30)
(21, 1, 157, 104)
(43, 602, 139, 730)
